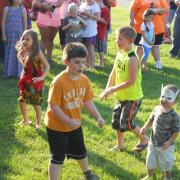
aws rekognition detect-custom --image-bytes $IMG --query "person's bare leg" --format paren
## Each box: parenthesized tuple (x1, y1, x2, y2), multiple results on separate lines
(136, 46, 143, 60)
(151, 45, 160, 63)
(48, 161, 62, 180)
(85, 44, 95, 69)
(98, 52, 105, 66)
(77, 157, 90, 172)
(131, 126, 149, 144)
(47, 27, 58, 61)
(110, 130, 124, 150)
(19, 102, 31, 124)
(33, 105, 41, 128)
(38, 26, 48, 55)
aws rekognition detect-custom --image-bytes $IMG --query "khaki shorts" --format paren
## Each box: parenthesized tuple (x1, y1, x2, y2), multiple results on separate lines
(146, 144, 175, 171)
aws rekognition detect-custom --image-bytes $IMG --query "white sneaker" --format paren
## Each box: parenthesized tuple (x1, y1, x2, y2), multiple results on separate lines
(155, 61, 163, 70)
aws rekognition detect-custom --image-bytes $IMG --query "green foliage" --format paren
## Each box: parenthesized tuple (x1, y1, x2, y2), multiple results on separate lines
(0, 7, 179, 180)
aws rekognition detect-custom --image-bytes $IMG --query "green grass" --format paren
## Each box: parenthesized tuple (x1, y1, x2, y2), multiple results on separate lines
(0, 7, 180, 180)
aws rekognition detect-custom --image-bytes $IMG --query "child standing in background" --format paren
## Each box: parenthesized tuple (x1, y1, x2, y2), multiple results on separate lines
(141, 84, 180, 180)
(2, 0, 27, 77)
(62, 3, 87, 44)
(95, 0, 110, 68)
(140, 9, 155, 70)
(16, 30, 50, 128)
(80, 0, 100, 69)
(100, 27, 149, 152)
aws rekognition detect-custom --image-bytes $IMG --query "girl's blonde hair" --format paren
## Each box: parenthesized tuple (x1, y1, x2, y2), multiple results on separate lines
(16, 30, 40, 68)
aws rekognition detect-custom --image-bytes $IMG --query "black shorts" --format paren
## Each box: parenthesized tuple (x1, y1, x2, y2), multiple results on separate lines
(46, 127, 87, 164)
(95, 37, 105, 52)
(59, 19, 65, 46)
(112, 99, 142, 132)
(134, 33, 164, 46)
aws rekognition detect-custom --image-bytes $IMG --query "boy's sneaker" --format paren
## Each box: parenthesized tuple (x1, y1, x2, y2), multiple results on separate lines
(84, 170, 98, 180)
(155, 61, 163, 70)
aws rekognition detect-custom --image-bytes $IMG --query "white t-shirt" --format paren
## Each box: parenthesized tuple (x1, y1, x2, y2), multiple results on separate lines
(140, 22, 154, 48)
(79, 2, 100, 37)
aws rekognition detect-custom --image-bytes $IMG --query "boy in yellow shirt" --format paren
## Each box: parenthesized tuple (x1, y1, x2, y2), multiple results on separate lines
(100, 26, 149, 151)
(45, 42, 105, 180)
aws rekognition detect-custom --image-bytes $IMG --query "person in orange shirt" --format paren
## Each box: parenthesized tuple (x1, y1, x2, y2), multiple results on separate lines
(44, 42, 105, 180)
(130, 0, 169, 69)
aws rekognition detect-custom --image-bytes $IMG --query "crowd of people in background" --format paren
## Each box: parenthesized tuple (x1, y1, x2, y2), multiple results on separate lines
(0, 0, 180, 180)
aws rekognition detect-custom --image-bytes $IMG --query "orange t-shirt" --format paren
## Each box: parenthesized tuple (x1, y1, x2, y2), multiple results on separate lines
(44, 70, 94, 132)
(130, 0, 169, 34)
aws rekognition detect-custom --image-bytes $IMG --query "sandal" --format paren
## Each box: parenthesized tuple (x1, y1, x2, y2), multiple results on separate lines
(19, 120, 32, 125)
(133, 143, 148, 152)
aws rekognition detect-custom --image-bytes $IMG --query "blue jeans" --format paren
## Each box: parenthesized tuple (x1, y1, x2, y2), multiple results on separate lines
(142, 45, 151, 62)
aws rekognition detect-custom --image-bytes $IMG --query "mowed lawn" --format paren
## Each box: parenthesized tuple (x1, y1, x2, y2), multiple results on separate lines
(0, 7, 180, 180)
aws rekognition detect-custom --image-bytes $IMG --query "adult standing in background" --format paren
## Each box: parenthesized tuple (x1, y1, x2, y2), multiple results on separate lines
(130, 0, 169, 69)
(36, 0, 62, 62)
(170, 0, 180, 58)
(0, 0, 8, 63)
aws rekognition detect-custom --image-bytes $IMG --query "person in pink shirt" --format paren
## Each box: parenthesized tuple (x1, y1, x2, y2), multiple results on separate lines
(36, 0, 62, 62)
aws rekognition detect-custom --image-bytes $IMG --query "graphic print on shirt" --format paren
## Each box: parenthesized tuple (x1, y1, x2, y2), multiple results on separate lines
(63, 88, 86, 109)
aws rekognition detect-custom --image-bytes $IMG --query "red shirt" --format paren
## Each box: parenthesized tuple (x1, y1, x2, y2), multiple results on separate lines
(97, 6, 110, 40)
(0, 0, 8, 30)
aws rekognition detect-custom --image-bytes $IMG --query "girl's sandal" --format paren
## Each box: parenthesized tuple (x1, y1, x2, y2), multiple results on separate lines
(35, 124, 41, 129)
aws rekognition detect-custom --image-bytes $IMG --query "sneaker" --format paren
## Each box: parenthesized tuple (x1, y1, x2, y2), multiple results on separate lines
(155, 61, 163, 70)
(84, 171, 98, 180)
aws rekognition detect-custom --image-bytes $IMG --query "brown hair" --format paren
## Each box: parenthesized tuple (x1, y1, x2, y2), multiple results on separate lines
(63, 42, 88, 61)
(16, 30, 40, 68)
(116, 26, 137, 42)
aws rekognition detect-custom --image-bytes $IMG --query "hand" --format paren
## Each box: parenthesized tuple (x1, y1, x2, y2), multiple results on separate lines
(32, 76, 44, 83)
(99, 87, 114, 100)
(67, 119, 81, 129)
(162, 140, 171, 150)
(80, 10, 90, 16)
(140, 127, 146, 135)
(97, 116, 105, 128)
(130, 20, 135, 27)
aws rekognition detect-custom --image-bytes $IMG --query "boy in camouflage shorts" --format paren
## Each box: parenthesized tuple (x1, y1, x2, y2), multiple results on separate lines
(141, 84, 180, 180)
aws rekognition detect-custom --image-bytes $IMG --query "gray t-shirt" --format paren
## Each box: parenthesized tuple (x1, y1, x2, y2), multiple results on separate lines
(148, 106, 180, 147)
(63, 16, 84, 44)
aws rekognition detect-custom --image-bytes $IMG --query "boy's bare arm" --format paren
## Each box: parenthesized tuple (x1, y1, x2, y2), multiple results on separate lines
(83, 101, 105, 128)
(162, 132, 179, 149)
(50, 104, 81, 129)
(140, 119, 153, 135)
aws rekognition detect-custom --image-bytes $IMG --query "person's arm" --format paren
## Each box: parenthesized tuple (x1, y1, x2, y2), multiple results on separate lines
(22, 7, 27, 31)
(83, 101, 105, 128)
(62, 18, 73, 31)
(2, 7, 8, 42)
(81, 11, 100, 21)
(130, 11, 136, 27)
(32, 51, 50, 82)
(50, 104, 81, 129)
(162, 132, 179, 149)
(77, 16, 88, 27)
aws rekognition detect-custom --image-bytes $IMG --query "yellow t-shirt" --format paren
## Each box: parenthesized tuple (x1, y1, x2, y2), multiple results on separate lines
(44, 70, 94, 132)
(114, 51, 143, 101)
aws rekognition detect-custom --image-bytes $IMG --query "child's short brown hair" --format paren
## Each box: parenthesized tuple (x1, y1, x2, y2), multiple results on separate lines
(63, 42, 88, 61)
(116, 26, 137, 42)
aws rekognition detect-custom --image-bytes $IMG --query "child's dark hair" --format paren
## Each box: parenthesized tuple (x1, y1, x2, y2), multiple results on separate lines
(63, 42, 88, 61)
(143, 9, 154, 32)
(116, 26, 137, 42)
(16, 30, 40, 67)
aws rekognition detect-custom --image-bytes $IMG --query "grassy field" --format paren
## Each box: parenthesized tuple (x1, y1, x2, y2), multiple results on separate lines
(0, 7, 180, 180)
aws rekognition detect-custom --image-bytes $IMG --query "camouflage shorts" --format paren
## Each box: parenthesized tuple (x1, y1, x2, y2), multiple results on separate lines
(112, 99, 142, 132)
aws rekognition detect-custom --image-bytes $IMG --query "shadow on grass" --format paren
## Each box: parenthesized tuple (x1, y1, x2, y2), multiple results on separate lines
(88, 150, 139, 180)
